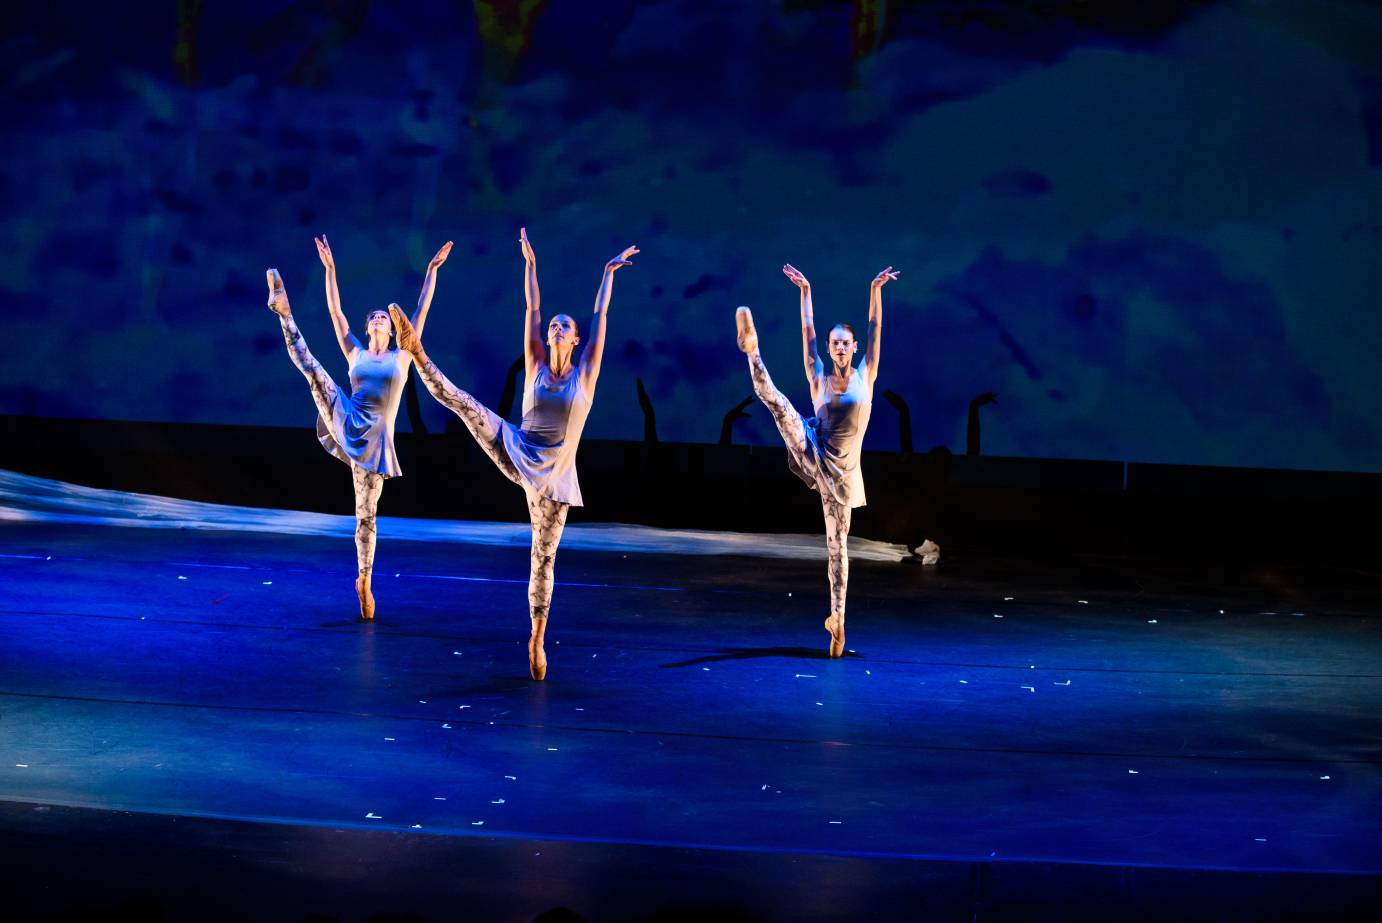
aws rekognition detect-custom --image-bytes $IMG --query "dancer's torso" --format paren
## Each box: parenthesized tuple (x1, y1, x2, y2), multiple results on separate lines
(349, 347, 410, 416)
(812, 361, 873, 475)
(521, 365, 590, 447)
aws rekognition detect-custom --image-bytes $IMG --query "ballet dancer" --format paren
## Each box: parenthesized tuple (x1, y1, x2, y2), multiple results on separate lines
(735, 263, 898, 657)
(389, 228, 637, 680)
(266, 235, 453, 621)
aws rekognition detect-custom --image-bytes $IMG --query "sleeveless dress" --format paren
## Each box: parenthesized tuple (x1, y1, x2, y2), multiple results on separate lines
(499, 365, 592, 506)
(789, 359, 873, 508)
(316, 346, 412, 478)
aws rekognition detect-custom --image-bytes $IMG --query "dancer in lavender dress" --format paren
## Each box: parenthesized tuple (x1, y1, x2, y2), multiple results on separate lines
(266, 235, 452, 621)
(391, 228, 636, 680)
(735, 263, 899, 657)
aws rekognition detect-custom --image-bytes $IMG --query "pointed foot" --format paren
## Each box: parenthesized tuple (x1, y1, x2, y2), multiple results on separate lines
(356, 574, 376, 622)
(528, 637, 547, 681)
(824, 613, 845, 658)
(735, 306, 758, 354)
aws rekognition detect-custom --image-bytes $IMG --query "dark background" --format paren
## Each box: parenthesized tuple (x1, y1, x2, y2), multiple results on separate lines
(3, 0, 1380, 472)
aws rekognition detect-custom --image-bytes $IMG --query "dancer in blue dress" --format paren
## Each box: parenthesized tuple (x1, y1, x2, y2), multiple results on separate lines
(736, 263, 898, 657)
(266, 235, 452, 621)
(390, 228, 636, 679)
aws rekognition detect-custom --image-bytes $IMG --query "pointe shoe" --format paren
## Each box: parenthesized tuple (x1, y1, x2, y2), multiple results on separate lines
(266, 268, 290, 316)
(824, 613, 845, 658)
(356, 574, 376, 621)
(388, 305, 424, 358)
(735, 306, 758, 354)
(528, 636, 547, 681)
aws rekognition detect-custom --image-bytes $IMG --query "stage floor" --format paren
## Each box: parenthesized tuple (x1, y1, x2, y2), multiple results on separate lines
(2, 492, 1381, 920)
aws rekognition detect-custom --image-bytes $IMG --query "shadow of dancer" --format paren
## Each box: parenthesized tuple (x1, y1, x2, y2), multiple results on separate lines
(967, 391, 997, 456)
(880, 389, 949, 563)
(636, 377, 658, 443)
(719, 394, 754, 445)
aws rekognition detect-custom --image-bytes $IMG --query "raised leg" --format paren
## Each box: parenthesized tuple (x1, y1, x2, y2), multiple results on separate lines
(525, 490, 570, 680)
(737, 308, 808, 453)
(392, 305, 525, 487)
(351, 465, 384, 621)
(277, 312, 343, 428)
(822, 492, 851, 658)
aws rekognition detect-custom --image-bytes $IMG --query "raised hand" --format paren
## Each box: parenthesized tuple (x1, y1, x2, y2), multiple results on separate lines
(782, 264, 810, 289)
(872, 266, 900, 288)
(969, 391, 998, 408)
(266, 268, 291, 316)
(429, 240, 453, 270)
(882, 389, 908, 411)
(314, 235, 334, 270)
(606, 245, 639, 273)
(520, 227, 536, 264)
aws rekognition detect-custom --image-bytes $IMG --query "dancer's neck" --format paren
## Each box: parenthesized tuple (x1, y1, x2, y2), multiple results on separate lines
(366, 331, 392, 355)
(547, 349, 576, 379)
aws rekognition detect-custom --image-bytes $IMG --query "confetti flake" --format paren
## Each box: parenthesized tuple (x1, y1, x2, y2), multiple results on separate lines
(1077, 599, 1088, 605)
(795, 674, 816, 679)
(262, 581, 273, 586)
(1054, 680, 1072, 686)
(547, 748, 559, 752)
(1254, 837, 1267, 842)
(504, 775, 517, 780)
(1147, 620, 1158, 624)
(366, 812, 382, 819)
(492, 798, 506, 804)
(441, 723, 452, 729)
(453, 651, 463, 656)
(15, 764, 28, 768)
(1128, 770, 1139, 775)
(384, 737, 395, 741)
(1320, 775, 1331, 780)
(1003, 597, 1014, 601)
(828, 820, 842, 825)
(959, 680, 968, 684)
(1020, 685, 1035, 692)
(702, 667, 710, 671)
(177, 576, 187, 581)
(761, 784, 769, 791)
(434, 797, 447, 801)
(411, 824, 422, 829)
(472, 821, 485, 826)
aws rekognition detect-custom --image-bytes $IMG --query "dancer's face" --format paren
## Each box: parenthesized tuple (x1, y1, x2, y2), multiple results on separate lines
(827, 326, 857, 366)
(365, 310, 393, 340)
(547, 314, 580, 351)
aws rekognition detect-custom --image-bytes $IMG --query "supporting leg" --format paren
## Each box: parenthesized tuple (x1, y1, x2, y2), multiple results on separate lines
(525, 490, 570, 680)
(351, 465, 384, 621)
(822, 493, 852, 658)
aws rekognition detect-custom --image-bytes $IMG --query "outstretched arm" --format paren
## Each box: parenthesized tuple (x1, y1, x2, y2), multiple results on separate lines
(411, 240, 452, 340)
(865, 266, 898, 385)
(520, 227, 544, 377)
(578, 244, 638, 394)
(784, 264, 822, 385)
(315, 235, 357, 360)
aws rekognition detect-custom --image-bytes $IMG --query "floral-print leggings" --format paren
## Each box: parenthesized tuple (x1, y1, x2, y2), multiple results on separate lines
(746, 350, 852, 617)
(413, 357, 570, 621)
(280, 315, 386, 579)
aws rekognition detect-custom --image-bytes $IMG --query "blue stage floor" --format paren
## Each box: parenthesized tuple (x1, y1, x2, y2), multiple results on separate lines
(1, 480, 1380, 920)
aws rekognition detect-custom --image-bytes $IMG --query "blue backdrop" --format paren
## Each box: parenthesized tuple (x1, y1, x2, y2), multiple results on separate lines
(3, 0, 1380, 471)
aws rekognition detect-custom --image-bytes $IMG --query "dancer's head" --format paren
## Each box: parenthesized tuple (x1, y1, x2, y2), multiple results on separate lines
(547, 313, 580, 353)
(827, 324, 858, 367)
(364, 308, 394, 342)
